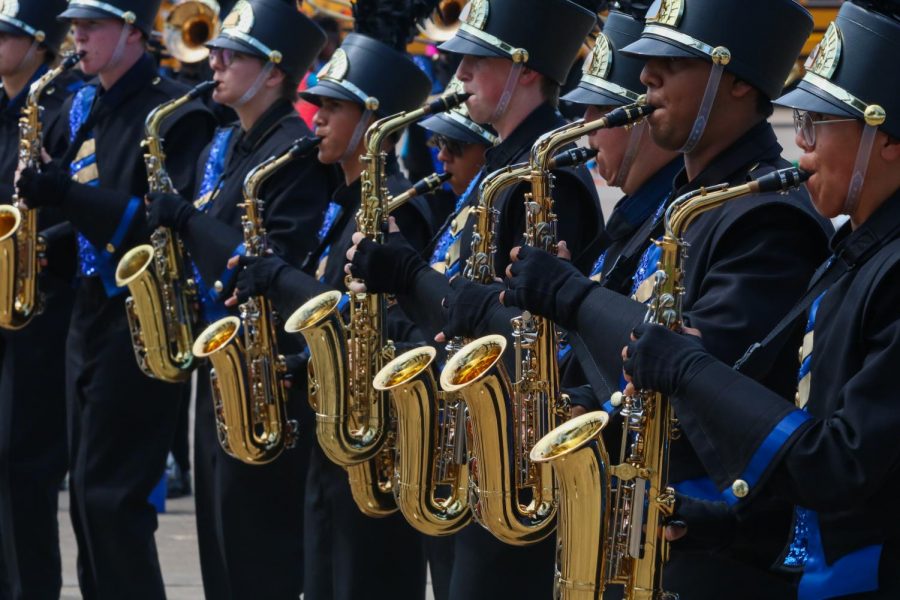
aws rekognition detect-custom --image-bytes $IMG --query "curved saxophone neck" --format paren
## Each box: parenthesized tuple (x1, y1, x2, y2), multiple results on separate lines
(364, 92, 471, 158)
(478, 162, 530, 208)
(144, 80, 217, 145)
(26, 51, 84, 108)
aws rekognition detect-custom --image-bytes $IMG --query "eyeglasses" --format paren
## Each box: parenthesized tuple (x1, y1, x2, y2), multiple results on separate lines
(208, 46, 239, 68)
(793, 109, 858, 147)
(428, 134, 466, 157)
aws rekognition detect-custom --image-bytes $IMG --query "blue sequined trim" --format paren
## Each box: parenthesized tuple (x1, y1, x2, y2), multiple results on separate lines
(69, 85, 96, 141)
(590, 250, 608, 279)
(196, 129, 234, 210)
(317, 201, 343, 243)
(430, 171, 483, 276)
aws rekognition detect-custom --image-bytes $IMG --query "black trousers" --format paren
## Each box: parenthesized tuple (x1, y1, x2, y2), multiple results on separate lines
(0, 280, 72, 600)
(303, 443, 428, 600)
(66, 282, 183, 600)
(194, 365, 312, 600)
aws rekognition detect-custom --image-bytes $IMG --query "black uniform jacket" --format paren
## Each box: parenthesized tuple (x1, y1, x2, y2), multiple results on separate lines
(667, 190, 900, 597)
(180, 98, 335, 300)
(400, 102, 604, 342)
(44, 54, 215, 269)
(572, 120, 832, 454)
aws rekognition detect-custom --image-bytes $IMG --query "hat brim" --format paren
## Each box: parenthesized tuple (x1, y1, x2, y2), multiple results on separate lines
(620, 34, 705, 61)
(58, 6, 116, 21)
(206, 34, 266, 60)
(438, 30, 508, 60)
(299, 79, 362, 107)
(419, 113, 492, 146)
(0, 18, 29, 36)
(775, 79, 860, 120)
(562, 82, 630, 108)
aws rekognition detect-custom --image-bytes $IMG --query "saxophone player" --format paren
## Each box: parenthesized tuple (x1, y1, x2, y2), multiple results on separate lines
(341, 1, 600, 597)
(0, 2, 79, 596)
(13, 0, 215, 596)
(225, 14, 446, 598)
(496, 0, 834, 597)
(625, 2, 900, 596)
(144, 1, 333, 597)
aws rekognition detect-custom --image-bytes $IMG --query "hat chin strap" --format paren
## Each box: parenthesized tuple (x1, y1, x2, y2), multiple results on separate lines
(14, 40, 40, 75)
(490, 60, 525, 124)
(679, 48, 731, 154)
(233, 61, 275, 108)
(611, 120, 647, 188)
(843, 106, 885, 216)
(340, 107, 374, 164)
(102, 22, 133, 74)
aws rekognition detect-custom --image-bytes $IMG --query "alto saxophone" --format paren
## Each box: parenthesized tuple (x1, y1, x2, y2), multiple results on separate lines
(0, 52, 84, 330)
(115, 80, 217, 382)
(285, 92, 469, 517)
(441, 101, 656, 546)
(530, 166, 811, 599)
(192, 136, 321, 465)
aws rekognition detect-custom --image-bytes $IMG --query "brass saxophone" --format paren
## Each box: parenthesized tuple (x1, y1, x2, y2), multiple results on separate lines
(530, 166, 811, 599)
(440, 101, 655, 546)
(115, 80, 217, 382)
(191, 136, 321, 465)
(0, 52, 84, 330)
(284, 92, 469, 517)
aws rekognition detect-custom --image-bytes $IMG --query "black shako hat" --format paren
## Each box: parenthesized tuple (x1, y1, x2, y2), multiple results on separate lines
(0, 0, 70, 51)
(438, 0, 597, 86)
(621, 0, 813, 101)
(563, 10, 647, 107)
(301, 33, 432, 117)
(776, 2, 900, 139)
(419, 78, 498, 146)
(59, 0, 161, 37)
(207, 0, 326, 80)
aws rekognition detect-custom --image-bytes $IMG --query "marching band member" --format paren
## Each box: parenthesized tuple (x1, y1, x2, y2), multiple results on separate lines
(489, 0, 834, 597)
(0, 1, 78, 596)
(342, 1, 600, 597)
(14, 0, 215, 596)
(625, 1, 900, 597)
(144, 1, 334, 597)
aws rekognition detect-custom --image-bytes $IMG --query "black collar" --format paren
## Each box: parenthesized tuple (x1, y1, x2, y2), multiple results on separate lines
(484, 102, 566, 172)
(95, 53, 157, 115)
(832, 188, 900, 268)
(233, 98, 296, 155)
(673, 119, 782, 195)
(0, 63, 48, 118)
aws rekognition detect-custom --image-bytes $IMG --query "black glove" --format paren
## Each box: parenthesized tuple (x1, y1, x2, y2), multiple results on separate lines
(15, 164, 70, 208)
(667, 493, 736, 553)
(623, 323, 712, 395)
(146, 191, 197, 232)
(233, 254, 292, 305)
(504, 246, 596, 331)
(348, 231, 428, 295)
(442, 277, 505, 340)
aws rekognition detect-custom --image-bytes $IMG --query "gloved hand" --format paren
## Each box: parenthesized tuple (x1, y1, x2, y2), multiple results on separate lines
(666, 493, 737, 553)
(15, 164, 70, 208)
(623, 323, 711, 395)
(347, 230, 428, 294)
(146, 191, 197, 232)
(442, 277, 505, 340)
(233, 254, 292, 305)
(282, 350, 309, 387)
(503, 245, 596, 331)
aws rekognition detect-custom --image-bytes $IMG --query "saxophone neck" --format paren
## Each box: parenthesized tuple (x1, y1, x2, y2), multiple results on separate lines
(144, 80, 217, 144)
(26, 51, 84, 107)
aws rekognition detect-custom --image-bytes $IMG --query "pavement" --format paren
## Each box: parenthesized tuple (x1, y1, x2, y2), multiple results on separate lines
(55, 108, 801, 600)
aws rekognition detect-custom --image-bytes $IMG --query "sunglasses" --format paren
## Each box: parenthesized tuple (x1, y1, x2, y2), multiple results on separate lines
(792, 109, 858, 147)
(208, 46, 247, 68)
(428, 134, 466, 157)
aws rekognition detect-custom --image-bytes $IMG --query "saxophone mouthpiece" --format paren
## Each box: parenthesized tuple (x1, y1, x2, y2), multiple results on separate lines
(429, 92, 471, 115)
(752, 165, 811, 194)
(549, 147, 595, 170)
(64, 51, 86, 69)
(190, 80, 219, 99)
(289, 136, 323, 158)
(602, 102, 657, 129)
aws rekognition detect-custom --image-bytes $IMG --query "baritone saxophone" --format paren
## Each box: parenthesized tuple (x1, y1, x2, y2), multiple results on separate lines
(115, 80, 217, 382)
(531, 166, 811, 599)
(0, 51, 84, 330)
(441, 100, 655, 546)
(285, 92, 469, 517)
